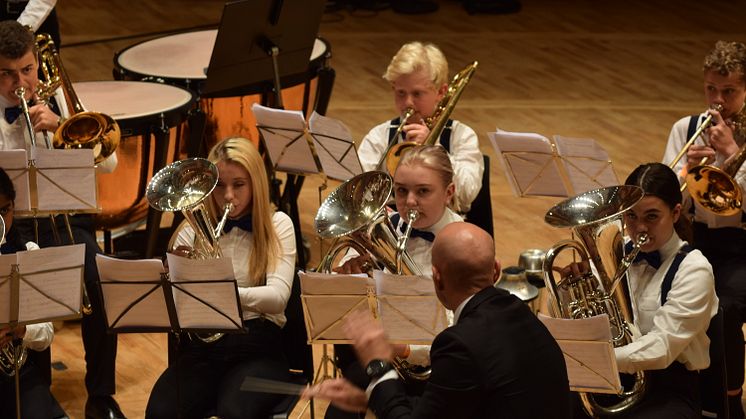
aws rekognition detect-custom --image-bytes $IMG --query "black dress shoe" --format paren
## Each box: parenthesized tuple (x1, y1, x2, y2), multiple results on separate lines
(85, 396, 126, 419)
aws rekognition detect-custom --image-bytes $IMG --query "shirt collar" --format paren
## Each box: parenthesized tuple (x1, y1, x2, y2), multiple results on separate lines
(420, 207, 460, 236)
(657, 231, 684, 262)
(453, 293, 476, 324)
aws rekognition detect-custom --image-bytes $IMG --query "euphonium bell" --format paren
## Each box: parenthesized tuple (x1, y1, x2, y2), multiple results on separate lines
(0, 216, 28, 377)
(542, 185, 649, 416)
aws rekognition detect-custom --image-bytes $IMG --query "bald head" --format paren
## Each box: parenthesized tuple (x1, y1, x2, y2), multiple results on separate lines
(431, 223, 498, 308)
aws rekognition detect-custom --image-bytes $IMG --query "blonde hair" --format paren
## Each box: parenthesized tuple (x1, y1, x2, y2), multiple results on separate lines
(703, 41, 746, 83)
(395, 145, 456, 208)
(208, 137, 279, 287)
(383, 41, 449, 88)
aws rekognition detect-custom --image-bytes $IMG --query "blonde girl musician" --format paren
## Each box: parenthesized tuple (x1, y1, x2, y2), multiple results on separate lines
(145, 137, 297, 419)
(328, 144, 464, 419)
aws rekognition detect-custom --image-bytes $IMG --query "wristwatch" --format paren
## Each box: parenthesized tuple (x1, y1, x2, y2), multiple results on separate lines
(365, 359, 394, 379)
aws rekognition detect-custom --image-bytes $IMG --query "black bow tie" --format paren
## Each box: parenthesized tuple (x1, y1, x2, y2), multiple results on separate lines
(625, 242, 661, 269)
(4, 106, 22, 124)
(400, 222, 435, 242)
(223, 214, 252, 234)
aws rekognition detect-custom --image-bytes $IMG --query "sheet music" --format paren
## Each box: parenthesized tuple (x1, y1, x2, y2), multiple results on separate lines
(308, 111, 363, 181)
(553, 135, 618, 194)
(538, 313, 621, 393)
(34, 149, 97, 211)
(373, 271, 448, 344)
(299, 271, 370, 341)
(488, 130, 568, 197)
(252, 104, 319, 175)
(0, 150, 31, 211)
(95, 255, 171, 329)
(166, 253, 242, 330)
(0, 254, 16, 325)
(16, 244, 85, 323)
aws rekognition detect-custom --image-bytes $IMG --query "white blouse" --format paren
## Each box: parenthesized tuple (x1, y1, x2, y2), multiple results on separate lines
(174, 211, 297, 327)
(615, 232, 718, 373)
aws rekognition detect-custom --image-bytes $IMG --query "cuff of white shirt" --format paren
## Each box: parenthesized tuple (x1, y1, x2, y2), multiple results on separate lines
(365, 370, 399, 398)
(614, 346, 633, 374)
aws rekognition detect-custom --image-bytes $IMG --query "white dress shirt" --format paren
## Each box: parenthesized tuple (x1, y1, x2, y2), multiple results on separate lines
(357, 119, 484, 212)
(662, 113, 746, 228)
(615, 232, 718, 373)
(15, 0, 57, 31)
(174, 211, 296, 328)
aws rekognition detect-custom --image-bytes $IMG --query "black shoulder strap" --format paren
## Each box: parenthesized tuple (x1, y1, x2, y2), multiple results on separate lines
(439, 119, 454, 152)
(387, 118, 401, 145)
(390, 212, 401, 230)
(661, 244, 693, 305)
(686, 115, 700, 143)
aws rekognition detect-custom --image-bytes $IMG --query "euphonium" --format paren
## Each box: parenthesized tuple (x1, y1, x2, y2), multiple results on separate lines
(0, 216, 28, 377)
(147, 158, 234, 343)
(542, 185, 649, 416)
(35, 33, 121, 164)
(315, 171, 433, 381)
(684, 104, 746, 216)
(381, 61, 478, 176)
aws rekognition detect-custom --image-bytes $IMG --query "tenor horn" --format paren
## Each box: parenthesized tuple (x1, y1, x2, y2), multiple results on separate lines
(542, 185, 649, 416)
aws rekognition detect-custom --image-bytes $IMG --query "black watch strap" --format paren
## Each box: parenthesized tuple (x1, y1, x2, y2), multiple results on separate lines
(365, 359, 394, 379)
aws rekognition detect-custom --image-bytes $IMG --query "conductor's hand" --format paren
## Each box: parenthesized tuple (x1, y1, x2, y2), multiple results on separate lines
(686, 144, 716, 169)
(301, 378, 368, 413)
(0, 325, 26, 347)
(333, 254, 372, 274)
(28, 104, 60, 132)
(706, 109, 739, 159)
(402, 119, 430, 144)
(171, 245, 193, 259)
(343, 310, 393, 366)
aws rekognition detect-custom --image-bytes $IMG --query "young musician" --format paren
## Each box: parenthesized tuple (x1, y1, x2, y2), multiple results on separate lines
(329, 144, 464, 418)
(145, 137, 297, 419)
(661, 40, 746, 419)
(357, 41, 483, 212)
(0, 20, 123, 419)
(568, 163, 718, 418)
(0, 167, 55, 419)
(306, 223, 572, 419)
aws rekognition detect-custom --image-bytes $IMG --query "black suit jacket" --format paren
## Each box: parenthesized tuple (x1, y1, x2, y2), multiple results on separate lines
(369, 286, 571, 419)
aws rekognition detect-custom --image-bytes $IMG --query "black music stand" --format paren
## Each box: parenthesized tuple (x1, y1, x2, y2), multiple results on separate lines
(197, 0, 326, 268)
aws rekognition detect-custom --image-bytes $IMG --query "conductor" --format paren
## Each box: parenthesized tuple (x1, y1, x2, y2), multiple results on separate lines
(304, 223, 571, 418)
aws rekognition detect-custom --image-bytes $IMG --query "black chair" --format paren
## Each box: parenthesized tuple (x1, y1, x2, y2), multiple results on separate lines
(464, 154, 494, 238)
(269, 268, 315, 419)
(701, 306, 728, 418)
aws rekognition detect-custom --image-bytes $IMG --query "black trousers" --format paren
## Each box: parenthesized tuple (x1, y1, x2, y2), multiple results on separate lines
(15, 216, 118, 397)
(0, 358, 55, 419)
(693, 223, 746, 391)
(145, 318, 290, 419)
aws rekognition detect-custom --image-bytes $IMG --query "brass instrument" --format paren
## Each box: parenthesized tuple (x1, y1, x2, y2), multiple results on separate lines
(0, 216, 28, 378)
(35, 33, 121, 164)
(375, 107, 415, 172)
(684, 104, 746, 216)
(315, 171, 432, 381)
(542, 185, 649, 416)
(381, 61, 478, 176)
(147, 158, 234, 343)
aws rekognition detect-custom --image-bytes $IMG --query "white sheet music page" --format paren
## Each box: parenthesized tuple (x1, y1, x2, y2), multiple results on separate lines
(0, 150, 30, 211)
(308, 111, 363, 181)
(298, 271, 370, 341)
(34, 149, 97, 211)
(538, 313, 621, 393)
(553, 135, 619, 194)
(373, 270, 448, 344)
(488, 129, 569, 197)
(16, 244, 85, 323)
(95, 254, 170, 329)
(252, 104, 319, 175)
(166, 253, 242, 330)
(0, 254, 16, 325)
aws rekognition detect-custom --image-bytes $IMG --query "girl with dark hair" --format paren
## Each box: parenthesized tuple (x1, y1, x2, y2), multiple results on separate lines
(602, 162, 718, 418)
(0, 167, 55, 419)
